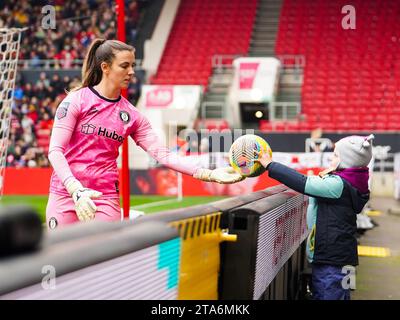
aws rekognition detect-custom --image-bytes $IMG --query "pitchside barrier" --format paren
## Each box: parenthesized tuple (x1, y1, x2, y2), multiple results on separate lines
(0, 185, 309, 300)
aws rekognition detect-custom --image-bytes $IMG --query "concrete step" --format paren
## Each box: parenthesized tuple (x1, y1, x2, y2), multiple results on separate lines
(211, 70, 234, 77)
(257, 6, 282, 12)
(276, 94, 301, 102)
(205, 113, 224, 119)
(252, 36, 277, 42)
(208, 81, 231, 90)
(204, 106, 224, 116)
(254, 25, 280, 33)
(252, 31, 277, 38)
(203, 95, 226, 102)
(254, 20, 280, 27)
(276, 94, 302, 102)
(204, 105, 224, 111)
(210, 72, 233, 80)
(254, 23, 279, 29)
(208, 83, 231, 91)
(209, 77, 233, 87)
(248, 51, 275, 57)
(279, 73, 304, 84)
(209, 79, 231, 87)
(258, 0, 282, 6)
(250, 39, 276, 46)
(252, 35, 277, 42)
(257, 8, 281, 12)
(249, 47, 276, 54)
(277, 83, 302, 90)
(256, 13, 281, 19)
(251, 39, 277, 46)
(207, 86, 229, 94)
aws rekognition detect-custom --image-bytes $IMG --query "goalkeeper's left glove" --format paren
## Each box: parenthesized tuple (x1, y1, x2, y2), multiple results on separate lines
(193, 167, 245, 184)
(65, 178, 102, 222)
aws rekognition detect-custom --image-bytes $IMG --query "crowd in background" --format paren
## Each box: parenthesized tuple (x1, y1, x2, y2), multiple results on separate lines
(1, 0, 146, 167)
(6, 73, 77, 168)
(0, 0, 141, 66)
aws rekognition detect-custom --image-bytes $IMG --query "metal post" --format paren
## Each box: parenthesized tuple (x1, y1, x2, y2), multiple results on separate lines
(116, 0, 130, 219)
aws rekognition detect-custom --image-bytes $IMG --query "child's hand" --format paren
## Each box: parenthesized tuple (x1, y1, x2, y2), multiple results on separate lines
(253, 149, 273, 169)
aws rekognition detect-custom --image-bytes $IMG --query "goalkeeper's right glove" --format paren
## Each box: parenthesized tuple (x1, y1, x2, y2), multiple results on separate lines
(193, 167, 245, 184)
(65, 178, 102, 222)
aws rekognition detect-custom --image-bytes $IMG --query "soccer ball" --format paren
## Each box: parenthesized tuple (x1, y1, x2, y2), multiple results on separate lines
(229, 134, 272, 177)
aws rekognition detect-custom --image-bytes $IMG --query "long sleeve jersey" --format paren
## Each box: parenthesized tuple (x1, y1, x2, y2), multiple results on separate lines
(48, 86, 200, 199)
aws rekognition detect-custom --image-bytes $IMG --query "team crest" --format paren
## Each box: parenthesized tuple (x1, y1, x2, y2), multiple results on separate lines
(119, 111, 130, 123)
(56, 102, 70, 120)
(49, 217, 58, 230)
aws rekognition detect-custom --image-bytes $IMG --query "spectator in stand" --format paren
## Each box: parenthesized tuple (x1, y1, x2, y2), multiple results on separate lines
(38, 113, 54, 132)
(56, 45, 76, 69)
(38, 72, 50, 88)
(4, 0, 144, 168)
(13, 85, 24, 101)
(26, 103, 38, 124)
(1, 0, 140, 61)
(21, 114, 34, 134)
(24, 83, 34, 98)
(50, 74, 64, 93)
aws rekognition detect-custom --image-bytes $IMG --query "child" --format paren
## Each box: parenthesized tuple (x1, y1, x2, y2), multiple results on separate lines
(255, 134, 374, 300)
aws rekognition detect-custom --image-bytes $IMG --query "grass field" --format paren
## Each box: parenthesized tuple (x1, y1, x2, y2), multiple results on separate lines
(0, 195, 227, 223)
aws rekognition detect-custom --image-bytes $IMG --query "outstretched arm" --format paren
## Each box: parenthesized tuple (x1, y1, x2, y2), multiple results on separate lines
(256, 152, 343, 198)
(131, 115, 244, 184)
(130, 115, 200, 176)
(267, 162, 343, 198)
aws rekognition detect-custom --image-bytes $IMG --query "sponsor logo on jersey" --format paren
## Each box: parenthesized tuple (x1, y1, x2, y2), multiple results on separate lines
(80, 123, 124, 142)
(98, 127, 124, 142)
(119, 111, 130, 123)
(56, 102, 70, 120)
(81, 123, 97, 134)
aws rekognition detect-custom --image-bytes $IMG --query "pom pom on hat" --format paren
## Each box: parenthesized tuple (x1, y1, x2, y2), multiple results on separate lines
(362, 134, 375, 148)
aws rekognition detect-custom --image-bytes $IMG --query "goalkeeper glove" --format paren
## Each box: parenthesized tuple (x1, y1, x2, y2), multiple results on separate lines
(193, 167, 245, 184)
(65, 178, 102, 222)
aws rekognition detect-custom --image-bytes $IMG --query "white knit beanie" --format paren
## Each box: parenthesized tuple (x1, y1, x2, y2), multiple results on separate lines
(335, 134, 375, 169)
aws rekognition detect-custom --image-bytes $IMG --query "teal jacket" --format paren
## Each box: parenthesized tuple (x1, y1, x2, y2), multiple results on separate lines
(267, 162, 370, 266)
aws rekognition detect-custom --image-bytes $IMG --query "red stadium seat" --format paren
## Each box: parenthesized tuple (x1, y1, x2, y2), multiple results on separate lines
(276, 0, 400, 132)
(151, 0, 257, 87)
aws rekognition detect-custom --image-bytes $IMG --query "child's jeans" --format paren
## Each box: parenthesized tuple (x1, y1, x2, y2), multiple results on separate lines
(312, 264, 351, 300)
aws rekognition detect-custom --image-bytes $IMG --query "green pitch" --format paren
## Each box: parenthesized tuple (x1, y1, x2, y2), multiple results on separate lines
(0, 195, 227, 223)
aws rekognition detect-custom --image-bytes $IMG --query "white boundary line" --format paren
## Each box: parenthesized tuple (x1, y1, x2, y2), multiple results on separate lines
(129, 172, 184, 210)
(131, 197, 182, 210)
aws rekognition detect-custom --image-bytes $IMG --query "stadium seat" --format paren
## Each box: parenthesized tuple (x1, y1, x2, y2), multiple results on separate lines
(152, 0, 257, 86)
(275, 0, 400, 132)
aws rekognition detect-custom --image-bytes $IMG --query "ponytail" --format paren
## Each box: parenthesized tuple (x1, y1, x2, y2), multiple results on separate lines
(71, 38, 135, 92)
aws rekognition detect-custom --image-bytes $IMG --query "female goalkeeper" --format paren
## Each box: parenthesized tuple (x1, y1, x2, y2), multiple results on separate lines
(46, 39, 242, 229)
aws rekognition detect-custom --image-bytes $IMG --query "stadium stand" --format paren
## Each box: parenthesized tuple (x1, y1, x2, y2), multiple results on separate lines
(6, 0, 400, 166)
(0, 1, 140, 63)
(151, 0, 257, 87)
(273, 0, 400, 132)
(2, 0, 144, 167)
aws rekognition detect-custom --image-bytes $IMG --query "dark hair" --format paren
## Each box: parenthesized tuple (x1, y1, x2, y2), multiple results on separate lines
(72, 39, 135, 91)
